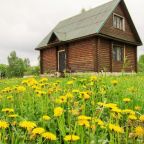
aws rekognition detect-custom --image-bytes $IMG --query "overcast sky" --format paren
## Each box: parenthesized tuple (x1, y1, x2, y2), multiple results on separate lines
(0, 0, 144, 65)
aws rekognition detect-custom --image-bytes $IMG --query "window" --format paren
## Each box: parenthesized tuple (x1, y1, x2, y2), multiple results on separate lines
(112, 45, 123, 62)
(113, 14, 124, 30)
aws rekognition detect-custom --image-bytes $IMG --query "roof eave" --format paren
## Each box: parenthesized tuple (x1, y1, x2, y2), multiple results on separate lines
(35, 41, 66, 50)
(35, 32, 142, 51)
(98, 33, 142, 46)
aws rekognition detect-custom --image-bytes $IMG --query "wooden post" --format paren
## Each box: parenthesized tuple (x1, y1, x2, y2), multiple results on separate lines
(65, 44, 69, 72)
(96, 38, 100, 72)
(40, 50, 43, 74)
(93, 38, 97, 72)
(135, 46, 138, 73)
(110, 41, 113, 72)
(56, 46, 58, 72)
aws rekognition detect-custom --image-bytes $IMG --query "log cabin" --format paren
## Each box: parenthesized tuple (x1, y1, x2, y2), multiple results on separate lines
(35, 0, 142, 73)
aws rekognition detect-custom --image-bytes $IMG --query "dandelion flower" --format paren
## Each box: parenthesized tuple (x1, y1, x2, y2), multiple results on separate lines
(139, 115, 144, 122)
(135, 126, 144, 137)
(0, 121, 9, 129)
(54, 107, 64, 117)
(109, 124, 124, 133)
(8, 114, 18, 118)
(128, 115, 137, 120)
(70, 109, 79, 116)
(135, 106, 141, 111)
(67, 81, 74, 85)
(111, 80, 118, 86)
(41, 132, 57, 141)
(90, 76, 97, 81)
(78, 115, 91, 120)
(32, 127, 45, 135)
(80, 92, 90, 100)
(122, 109, 135, 115)
(19, 121, 36, 131)
(64, 135, 80, 141)
(78, 119, 90, 128)
(123, 98, 131, 103)
(2, 108, 14, 113)
(42, 115, 51, 121)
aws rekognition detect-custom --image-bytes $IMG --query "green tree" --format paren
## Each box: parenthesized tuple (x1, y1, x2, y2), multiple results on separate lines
(138, 55, 144, 72)
(0, 64, 8, 78)
(7, 51, 30, 77)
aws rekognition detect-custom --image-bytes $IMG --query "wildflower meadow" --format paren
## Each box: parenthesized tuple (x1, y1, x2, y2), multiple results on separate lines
(0, 74, 144, 144)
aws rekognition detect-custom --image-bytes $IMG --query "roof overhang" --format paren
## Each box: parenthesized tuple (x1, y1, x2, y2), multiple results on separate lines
(35, 33, 142, 51)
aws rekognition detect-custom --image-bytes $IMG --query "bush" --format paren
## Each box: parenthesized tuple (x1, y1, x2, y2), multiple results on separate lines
(138, 55, 144, 72)
(24, 66, 40, 76)
(0, 64, 8, 78)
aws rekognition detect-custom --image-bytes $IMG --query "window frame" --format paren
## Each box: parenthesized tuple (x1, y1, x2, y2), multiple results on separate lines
(112, 44, 124, 62)
(113, 13, 125, 31)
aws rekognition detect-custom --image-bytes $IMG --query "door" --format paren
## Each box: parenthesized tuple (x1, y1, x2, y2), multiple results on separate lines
(58, 50, 66, 72)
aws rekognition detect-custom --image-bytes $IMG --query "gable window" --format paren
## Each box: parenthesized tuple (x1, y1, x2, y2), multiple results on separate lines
(113, 14, 125, 30)
(112, 44, 123, 62)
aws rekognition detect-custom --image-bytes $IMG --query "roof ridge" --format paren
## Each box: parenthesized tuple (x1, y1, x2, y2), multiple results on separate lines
(56, 0, 114, 26)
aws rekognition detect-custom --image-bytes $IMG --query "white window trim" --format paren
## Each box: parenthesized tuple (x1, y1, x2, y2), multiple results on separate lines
(113, 13, 125, 31)
(57, 50, 66, 71)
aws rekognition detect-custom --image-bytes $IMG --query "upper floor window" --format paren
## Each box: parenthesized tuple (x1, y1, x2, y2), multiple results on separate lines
(112, 44, 123, 62)
(113, 14, 125, 30)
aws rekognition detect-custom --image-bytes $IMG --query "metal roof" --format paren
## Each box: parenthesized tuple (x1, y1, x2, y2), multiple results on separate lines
(37, 0, 122, 48)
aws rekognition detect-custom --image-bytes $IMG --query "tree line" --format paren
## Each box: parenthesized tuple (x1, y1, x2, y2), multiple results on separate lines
(0, 51, 40, 78)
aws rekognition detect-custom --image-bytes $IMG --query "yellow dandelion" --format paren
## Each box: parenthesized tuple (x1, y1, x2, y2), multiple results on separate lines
(139, 115, 144, 122)
(8, 114, 18, 118)
(105, 103, 118, 109)
(122, 109, 135, 115)
(67, 81, 74, 85)
(2, 108, 14, 113)
(11, 121, 17, 126)
(111, 80, 118, 86)
(135, 106, 141, 111)
(72, 89, 80, 93)
(19, 121, 37, 131)
(7, 96, 13, 100)
(90, 76, 97, 81)
(16, 86, 26, 93)
(32, 127, 45, 135)
(80, 92, 90, 100)
(123, 98, 131, 103)
(78, 115, 91, 120)
(128, 115, 137, 120)
(111, 108, 122, 113)
(95, 119, 105, 127)
(59, 96, 67, 103)
(109, 124, 124, 133)
(135, 126, 144, 137)
(41, 132, 57, 141)
(69, 109, 79, 116)
(64, 135, 80, 141)
(0, 121, 9, 129)
(42, 115, 51, 121)
(78, 119, 90, 128)
(54, 107, 64, 117)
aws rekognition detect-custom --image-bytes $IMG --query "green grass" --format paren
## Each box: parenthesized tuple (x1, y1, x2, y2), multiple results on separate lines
(0, 74, 144, 144)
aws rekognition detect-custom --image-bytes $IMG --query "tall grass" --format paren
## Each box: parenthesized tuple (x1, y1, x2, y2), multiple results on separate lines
(0, 74, 144, 143)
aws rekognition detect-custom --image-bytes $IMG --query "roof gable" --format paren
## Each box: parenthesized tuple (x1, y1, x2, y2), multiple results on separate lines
(48, 32, 59, 44)
(100, 0, 142, 45)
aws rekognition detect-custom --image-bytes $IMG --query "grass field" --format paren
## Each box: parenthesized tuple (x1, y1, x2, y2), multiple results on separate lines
(0, 74, 144, 144)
